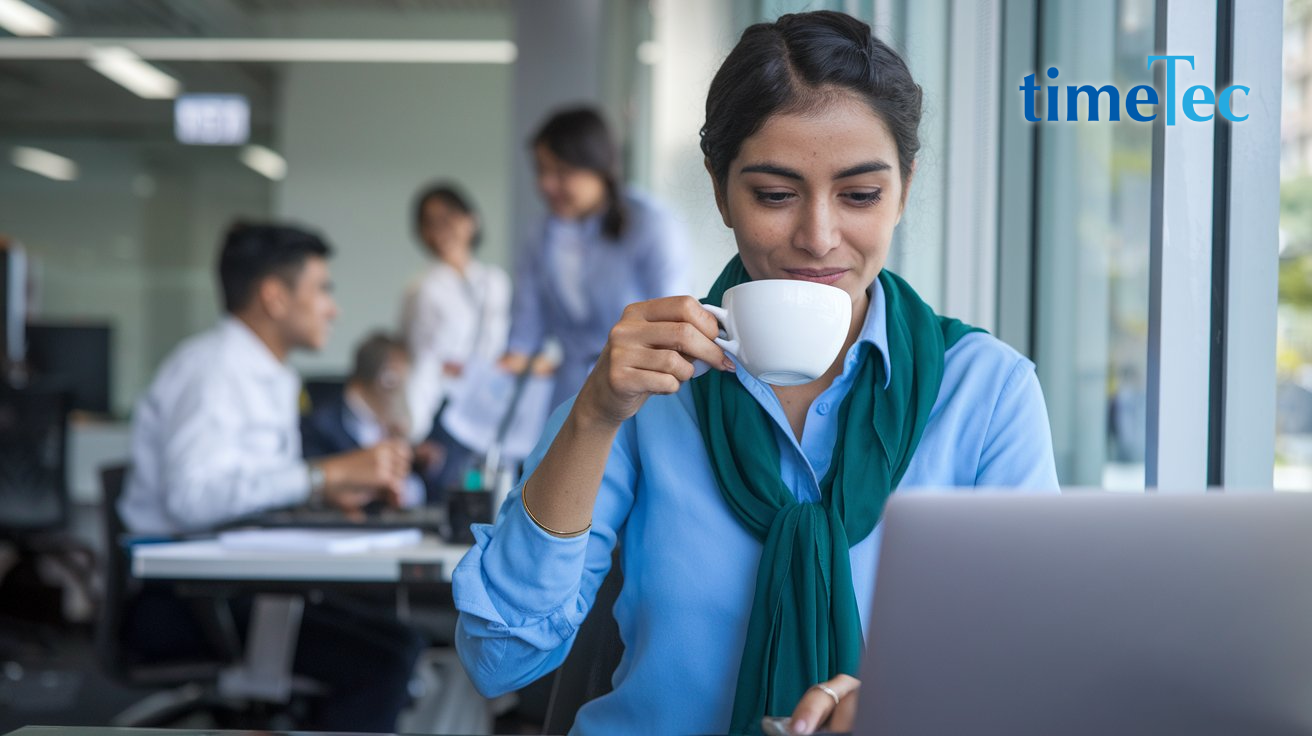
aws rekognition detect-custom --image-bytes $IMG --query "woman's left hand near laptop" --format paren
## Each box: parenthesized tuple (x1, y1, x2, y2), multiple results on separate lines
(783, 673, 860, 735)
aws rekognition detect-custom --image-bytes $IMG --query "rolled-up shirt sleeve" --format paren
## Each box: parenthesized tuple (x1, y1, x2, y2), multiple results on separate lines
(453, 398, 637, 697)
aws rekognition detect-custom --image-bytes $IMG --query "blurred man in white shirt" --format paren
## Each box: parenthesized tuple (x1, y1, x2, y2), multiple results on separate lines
(122, 224, 411, 534)
(119, 223, 419, 732)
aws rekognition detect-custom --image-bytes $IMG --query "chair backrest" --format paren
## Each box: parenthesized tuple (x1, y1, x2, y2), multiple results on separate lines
(94, 463, 132, 680)
(0, 384, 71, 535)
(542, 559, 625, 735)
(95, 462, 240, 680)
(301, 376, 347, 415)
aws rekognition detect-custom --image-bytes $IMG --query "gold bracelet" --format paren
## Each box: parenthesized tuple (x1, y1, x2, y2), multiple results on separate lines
(522, 478, 592, 538)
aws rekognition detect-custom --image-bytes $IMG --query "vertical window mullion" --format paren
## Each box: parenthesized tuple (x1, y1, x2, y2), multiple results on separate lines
(996, 0, 1039, 358)
(1216, 0, 1282, 488)
(1145, 0, 1218, 489)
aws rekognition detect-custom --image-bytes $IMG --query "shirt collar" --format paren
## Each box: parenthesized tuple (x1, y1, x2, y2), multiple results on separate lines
(429, 258, 483, 281)
(221, 316, 295, 382)
(343, 386, 379, 427)
(854, 276, 893, 389)
(548, 211, 603, 238)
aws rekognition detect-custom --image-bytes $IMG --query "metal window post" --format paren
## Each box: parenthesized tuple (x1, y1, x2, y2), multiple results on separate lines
(1145, 0, 1218, 489)
(1211, 0, 1282, 488)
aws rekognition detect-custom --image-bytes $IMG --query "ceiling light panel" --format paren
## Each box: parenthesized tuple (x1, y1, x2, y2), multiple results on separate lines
(87, 46, 181, 99)
(11, 145, 77, 181)
(0, 0, 58, 37)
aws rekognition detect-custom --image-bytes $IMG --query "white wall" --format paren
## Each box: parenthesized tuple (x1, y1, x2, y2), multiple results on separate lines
(275, 11, 513, 376)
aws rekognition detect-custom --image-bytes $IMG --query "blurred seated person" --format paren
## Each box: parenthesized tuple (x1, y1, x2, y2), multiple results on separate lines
(301, 332, 446, 509)
(118, 222, 421, 732)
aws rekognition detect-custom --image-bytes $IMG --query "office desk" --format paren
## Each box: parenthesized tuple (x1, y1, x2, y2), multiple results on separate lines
(236, 505, 452, 536)
(132, 536, 469, 586)
(3, 725, 838, 736)
(130, 536, 471, 706)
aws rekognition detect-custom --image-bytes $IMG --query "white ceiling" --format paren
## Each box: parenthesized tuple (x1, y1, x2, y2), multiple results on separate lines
(28, 0, 504, 37)
(0, 0, 509, 138)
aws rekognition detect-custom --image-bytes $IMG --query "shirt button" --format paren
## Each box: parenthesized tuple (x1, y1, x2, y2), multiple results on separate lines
(816, 402, 830, 416)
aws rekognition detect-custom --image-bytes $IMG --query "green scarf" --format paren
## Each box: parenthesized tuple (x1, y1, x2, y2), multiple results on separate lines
(690, 256, 980, 735)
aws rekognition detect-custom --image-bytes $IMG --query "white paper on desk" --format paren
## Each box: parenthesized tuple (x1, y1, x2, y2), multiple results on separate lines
(441, 358, 555, 460)
(217, 528, 422, 555)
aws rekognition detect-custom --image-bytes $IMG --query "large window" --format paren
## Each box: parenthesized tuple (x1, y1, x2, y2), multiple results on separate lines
(1277, 0, 1312, 490)
(1033, 0, 1156, 489)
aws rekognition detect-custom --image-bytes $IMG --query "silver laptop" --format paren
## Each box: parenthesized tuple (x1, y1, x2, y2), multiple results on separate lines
(855, 491, 1312, 736)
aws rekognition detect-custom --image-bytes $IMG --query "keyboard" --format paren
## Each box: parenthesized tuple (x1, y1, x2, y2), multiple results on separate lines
(238, 505, 451, 535)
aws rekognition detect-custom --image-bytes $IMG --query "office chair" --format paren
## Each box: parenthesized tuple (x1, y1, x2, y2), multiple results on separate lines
(541, 557, 625, 735)
(0, 383, 70, 533)
(98, 464, 328, 728)
(300, 376, 347, 415)
(0, 384, 96, 659)
(96, 463, 240, 726)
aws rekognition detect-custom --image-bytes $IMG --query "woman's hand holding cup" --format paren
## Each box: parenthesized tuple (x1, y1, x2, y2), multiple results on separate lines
(577, 296, 735, 428)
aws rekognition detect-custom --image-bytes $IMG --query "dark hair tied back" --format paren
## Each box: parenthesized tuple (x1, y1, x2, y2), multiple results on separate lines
(700, 10, 923, 190)
(533, 106, 628, 241)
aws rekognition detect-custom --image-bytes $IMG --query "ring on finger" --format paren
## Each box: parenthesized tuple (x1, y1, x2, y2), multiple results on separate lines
(809, 683, 840, 708)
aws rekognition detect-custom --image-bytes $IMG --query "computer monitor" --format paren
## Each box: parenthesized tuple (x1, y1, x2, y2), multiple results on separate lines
(24, 321, 112, 415)
(856, 491, 1312, 736)
(0, 244, 27, 369)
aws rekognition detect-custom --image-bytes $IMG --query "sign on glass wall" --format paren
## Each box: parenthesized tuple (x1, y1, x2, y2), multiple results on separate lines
(174, 94, 250, 145)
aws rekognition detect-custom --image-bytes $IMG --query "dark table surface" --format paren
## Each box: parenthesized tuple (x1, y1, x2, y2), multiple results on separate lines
(4, 727, 491, 736)
(5, 726, 847, 736)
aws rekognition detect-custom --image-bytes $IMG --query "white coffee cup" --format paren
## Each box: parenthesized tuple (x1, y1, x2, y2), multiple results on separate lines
(701, 279, 852, 386)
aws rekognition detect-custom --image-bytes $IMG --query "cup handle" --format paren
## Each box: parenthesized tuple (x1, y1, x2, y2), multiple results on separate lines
(700, 303, 740, 356)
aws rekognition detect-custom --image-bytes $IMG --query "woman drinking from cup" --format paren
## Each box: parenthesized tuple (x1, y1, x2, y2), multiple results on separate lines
(453, 11, 1058, 736)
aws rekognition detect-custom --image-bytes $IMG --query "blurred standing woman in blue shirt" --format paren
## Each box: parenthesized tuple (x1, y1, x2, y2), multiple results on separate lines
(502, 107, 689, 410)
(456, 12, 1058, 736)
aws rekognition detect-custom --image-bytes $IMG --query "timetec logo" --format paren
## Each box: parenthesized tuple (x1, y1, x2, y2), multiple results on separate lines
(1019, 55, 1250, 124)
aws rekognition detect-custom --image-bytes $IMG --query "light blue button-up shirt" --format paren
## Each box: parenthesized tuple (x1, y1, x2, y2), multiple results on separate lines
(454, 277, 1059, 736)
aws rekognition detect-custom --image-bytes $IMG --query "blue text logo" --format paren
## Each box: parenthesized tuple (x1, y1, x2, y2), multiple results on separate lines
(1019, 55, 1250, 124)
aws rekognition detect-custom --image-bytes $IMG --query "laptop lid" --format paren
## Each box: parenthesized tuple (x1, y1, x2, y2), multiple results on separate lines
(856, 492, 1312, 736)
